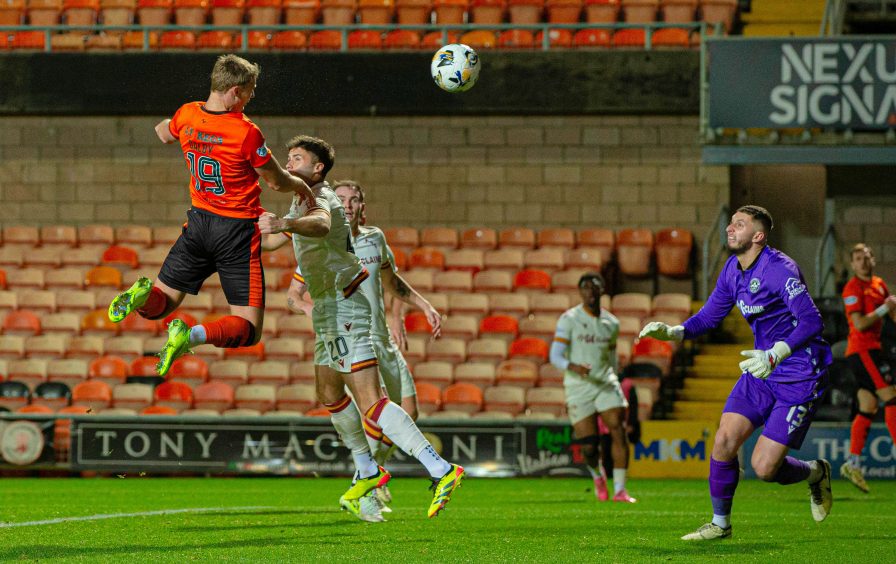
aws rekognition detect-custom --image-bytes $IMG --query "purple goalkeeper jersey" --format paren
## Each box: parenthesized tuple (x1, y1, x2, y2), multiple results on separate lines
(683, 246, 832, 383)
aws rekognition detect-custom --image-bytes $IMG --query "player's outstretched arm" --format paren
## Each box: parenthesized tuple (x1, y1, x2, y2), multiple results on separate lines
(382, 268, 441, 338)
(286, 277, 313, 316)
(259, 210, 330, 239)
(155, 119, 177, 144)
(638, 322, 684, 342)
(254, 156, 314, 200)
(850, 295, 896, 331)
(261, 233, 290, 252)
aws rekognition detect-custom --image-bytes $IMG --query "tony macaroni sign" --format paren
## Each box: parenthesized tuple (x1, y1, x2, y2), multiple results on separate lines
(708, 38, 896, 129)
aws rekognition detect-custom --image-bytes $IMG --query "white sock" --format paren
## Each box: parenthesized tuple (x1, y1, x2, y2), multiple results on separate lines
(329, 402, 378, 478)
(374, 401, 451, 478)
(613, 468, 627, 494)
(189, 325, 207, 346)
(712, 514, 730, 529)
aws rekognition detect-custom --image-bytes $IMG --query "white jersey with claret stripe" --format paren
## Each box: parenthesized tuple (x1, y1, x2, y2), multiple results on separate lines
(284, 182, 367, 301)
(553, 305, 619, 384)
(353, 225, 397, 339)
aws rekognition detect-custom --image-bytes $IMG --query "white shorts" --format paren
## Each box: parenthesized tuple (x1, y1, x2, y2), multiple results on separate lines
(373, 337, 416, 400)
(565, 376, 628, 425)
(312, 291, 377, 374)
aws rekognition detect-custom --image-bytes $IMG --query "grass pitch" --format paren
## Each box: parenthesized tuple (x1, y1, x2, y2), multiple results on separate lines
(2, 476, 893, 562)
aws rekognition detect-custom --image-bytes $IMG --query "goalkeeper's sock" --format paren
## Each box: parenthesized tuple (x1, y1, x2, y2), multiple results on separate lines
(137, 286, 168, 319)
(709, 456, 739, 523)
(612, 468, 627, 494)
(326, 395, 378, 479)
(366, 397, 451, 478)
(774, 456, 811, 485)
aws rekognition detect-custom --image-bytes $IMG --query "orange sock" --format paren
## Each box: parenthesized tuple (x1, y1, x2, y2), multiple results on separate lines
(202, 316, 255, 348)
(850, 412, 873, 456)
(886, 405, 896, 445)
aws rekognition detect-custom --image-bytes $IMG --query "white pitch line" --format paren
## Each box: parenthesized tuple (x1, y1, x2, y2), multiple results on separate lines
(0, 506, 278, 528)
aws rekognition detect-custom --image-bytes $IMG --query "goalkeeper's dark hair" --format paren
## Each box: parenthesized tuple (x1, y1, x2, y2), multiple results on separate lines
(578, 272, 605, 293)
(333, 179, 365, 202)
(286, 135, 335, 178)
(737, 205, 774, 234)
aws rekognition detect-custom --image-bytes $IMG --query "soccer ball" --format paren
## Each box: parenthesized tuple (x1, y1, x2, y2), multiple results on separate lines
(431, 43, 481, 93)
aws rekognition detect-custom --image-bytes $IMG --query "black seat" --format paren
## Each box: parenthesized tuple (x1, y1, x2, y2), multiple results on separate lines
(34, 381, 72, 407)
(0, 380, 32, 409)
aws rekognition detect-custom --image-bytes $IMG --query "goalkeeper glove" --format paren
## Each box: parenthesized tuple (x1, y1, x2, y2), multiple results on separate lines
(638, 322, 685, 342)
(738, 341, 791, 380)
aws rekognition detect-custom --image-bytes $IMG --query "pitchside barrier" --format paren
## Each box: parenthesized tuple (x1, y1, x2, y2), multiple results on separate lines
(0, 415, 720, 478)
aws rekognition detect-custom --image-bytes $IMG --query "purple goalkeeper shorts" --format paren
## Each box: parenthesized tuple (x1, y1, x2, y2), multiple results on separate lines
(723, 372, 829, 449)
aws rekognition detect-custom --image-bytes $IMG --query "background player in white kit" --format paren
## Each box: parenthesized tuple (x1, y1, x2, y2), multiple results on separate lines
(549, 272, 636, 503)
(259, 136, 463, 522)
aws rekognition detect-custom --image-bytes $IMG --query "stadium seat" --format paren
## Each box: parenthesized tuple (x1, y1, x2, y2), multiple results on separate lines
(611, 292, 651, 319)
(616, 337, 632, 368)
(3, 310, 42, 337)
(422, 30, 459, 49)
(24, 247, 62, 268)
(538, 228, 576, 249)
(71, 379, 112, 410)
(616, 228, 653, 276)
(525, 387, 566, 416)
(247, 360, 290, 385)
(424, 410, 471, 421)
(139, 405, 177, 415)
(275, 383, 316, 412)
(620, 0, 655, 21)
(277, 314, 314, 339)
(427, 338, 467, 364)
(210, 0, 244, 23)
(2, 225, 39, 247)
(45, 268, 88, 289)
(460, 228, 497, 250)
(320, 0, 352, 23)
(135, 0, 170, 27)
(513, 269, 551, 292)
(87, 354, 130, 385)
(655, 227, 693, 277)
(420, 227, 458, 251)
(0, 335, 25, 359)
(433, 271, 473, 293)
(382, 227, 419, 252)
(409, 247, 445, 271)
(0, 0, 25, 24)
(6, 268, 45, 289)
(47, 358, 89, 388)
(616, 315, 641, 340)
(447, 293, 489, 317)
(159, 30, 197, 49)
(652, 26, 691, 48)
(485, 250, 527, 274)
(544, 0, 578, 21)
(9, 30, 47, 50)
(237, 29, 273, 49)
(224, 341, 265, 361)
(499, 228, 536, 249)
(28, 0, 63, 25)
(538, 361, 563, 386)
(168, 355, 209, 388)
(698, 0, 735, 31)
(193, 381, 234, 412)
(508, 337, 549, 362)
(81, 309, 118, 336)
(565, 247, 604, 272)
(518, 314, 556, 341)
(308, 29, 342, 50)
(572, 27, 611, 47)
(534, 28, 573, 48)
(0, 290, 14, 314)
(413, 360, 454, 388)
(60, 248, 100, 268)
(41, 312, 81, 335)
(432, 0, 464, 22)
(584, 0, 616, 21)
(659, 0, 693, 20)
(85, 266, 122, 288)
(483, 385, 525, 415)
(460, 29, 498, 49)
(39, 226, 78, 249)
(469, 0, 500, 21)
(508, 0, 540, 22)
(113, 382, 153, 410)
(101, 245, 139, 269)
(282, 0, 317, 23)
(612, 28, 645, 47)
(453, 362, 495, 387)
(495, 358, 538, 388)
(415, 381, 443, 414)
(498, 29, 536, 49)
(63, 0, 99, 24)
(444, 249, 484, 273)
(404, 311, 434, 335)
(474, 271, 512, 294)
(466, 338, 507, 363)
(33, 381, 73, 409)
(17, 403, 54, 414)
(103, 336, 145, 361)
(631, 337, 673, 374)
(129, 355, 159, 378)
(99, 0, 136, 26)
(383, 29, 421, 49)
(403, 337, 427, 365)
(8, 358, 48, 390)
(441, 382, 483, 413)
(441, 315, 479, 341)
(0, 248, 23, 269)
(153, 380, 192, 411)
(118, 312, 159, 336)
(524, 248, 565, 272)
(357, 0, 391, 22)
(208, 359, 250, 386)
(652, 292, 690, 318)
(64, 335, 104, 359)
(488, 293, 529, 317)
(150, 226, 180, 247)
(197, 30, 237, 50)
(25, 334, 68, 359)
(0, 380, 31, 410)
(245, 0, 279, 23)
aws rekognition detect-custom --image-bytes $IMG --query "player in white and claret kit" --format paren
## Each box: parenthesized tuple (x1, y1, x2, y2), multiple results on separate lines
(260, 136, 462, 523)
(550, 272, 636, 503)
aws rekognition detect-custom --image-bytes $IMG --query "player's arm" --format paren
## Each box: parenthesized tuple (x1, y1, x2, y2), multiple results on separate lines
(387, 295, 409, 350)
(259, 209, 330, 239)
(848, 295, 896, 331)
(286, 275, 313, 316)
(382, 267, 441, 338)
(155, 119, 177, 144)
(261, 232, 291, 252)
(550, 317, 589, 376)
(254, 156, 314, 200)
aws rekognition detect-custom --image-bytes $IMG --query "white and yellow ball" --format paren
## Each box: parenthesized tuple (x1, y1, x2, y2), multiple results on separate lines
(431, 43, 481, 93)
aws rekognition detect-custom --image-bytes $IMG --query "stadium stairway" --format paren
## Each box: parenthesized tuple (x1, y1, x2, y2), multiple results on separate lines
(741, 0, 826, 37)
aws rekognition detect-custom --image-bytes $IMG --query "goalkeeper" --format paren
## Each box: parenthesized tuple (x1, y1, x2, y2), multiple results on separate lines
(640, 205, 833, 541)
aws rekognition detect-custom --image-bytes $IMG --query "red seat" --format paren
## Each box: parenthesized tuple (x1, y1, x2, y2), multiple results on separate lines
(479, 315, 518, 339)
(513, 269, 551, 292)
(508, 337, 549, 362)
(348, 30, 383, 49)
(197, 30, 237, 50)
(101, 245, 139, 268)
(498, 29, 535, 49)
(409, 247, 445, 270)
(130, 356, 159, 377)
(404, 311, 433, 335)
(534, 28, 573, 48)
(159, 30, 197, 49)
(652, 27, 691, 48)
(81, 309, 118, 336)
(383, 29, 420, 49)
(71, 379, 113, 410)
(141, 405, 179, 415)
(459, 29, 498, 49)
(87, 355, 130, 385)
(271, 30, 307, 49)
(631, 337, 673, 374)
(154, 380, 193, 411)
(421, 30, 459, 49)
(308, 30, 342, 50)
(573, 27, 611, 47)
(10, 31, 47, 50)
(441, 382, 483, 414)
(3, 310, 42, 337)
(224, 341, 265, 360)
(612, 28, 645, 47)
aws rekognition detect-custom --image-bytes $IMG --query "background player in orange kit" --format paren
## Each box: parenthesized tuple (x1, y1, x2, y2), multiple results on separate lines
(840, 243, 896, 492)
(107, 54, 313, 376)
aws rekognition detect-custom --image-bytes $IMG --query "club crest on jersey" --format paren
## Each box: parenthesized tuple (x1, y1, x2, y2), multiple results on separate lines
(749, 278, 761, 293)
(844, 295, 858, 306)
(344, 322, 352, 331)
(256, 145, 269, 157)
(785, 277, 806, 299)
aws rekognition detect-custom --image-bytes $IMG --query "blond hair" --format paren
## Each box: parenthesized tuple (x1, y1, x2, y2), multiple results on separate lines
(210, 54, 260, 92)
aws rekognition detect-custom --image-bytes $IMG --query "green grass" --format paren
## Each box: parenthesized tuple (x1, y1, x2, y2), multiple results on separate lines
(2, 477, 893, 562)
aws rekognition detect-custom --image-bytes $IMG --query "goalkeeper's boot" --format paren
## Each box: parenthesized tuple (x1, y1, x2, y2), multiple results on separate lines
(840, 461, 869, 493)
(593, 475, 609, 501)
(108, 276, 153, 323)
(340, 491, 385, 523)
(681, 523, 732, 541)
(808, 459, 833, 522)
(156, 318, 191, 377)
(340, 466, 391, 504)
(428, 464, 464, 518)
(612, 489, 637, 503)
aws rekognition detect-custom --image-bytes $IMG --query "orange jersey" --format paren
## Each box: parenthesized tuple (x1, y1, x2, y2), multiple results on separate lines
(168, 102, 272, 219)
(843, 275, 890, 355)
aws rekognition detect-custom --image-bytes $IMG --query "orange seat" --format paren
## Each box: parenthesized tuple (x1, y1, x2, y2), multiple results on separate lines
(308, 30, 342, 50)
(271, 30, 307, 49)
(85, 265, 122, 288)
(197, 30, 237, 49)
(0, 0, 25, 24)
(10, 31, 47, 50)
(383, 29, 420, 49)
(507, 0, 540, 22)
(652, 27, 690, 47)
(441, 382, 483, 414)
(154, 380, 193, 410)
(655, 227, 692, 277)
(572, 27, 610, 47)
(508, 337, 549, 361)
(382, 227, 418, 251)
(459, 29, 498, 49)
(416, 381, 443, 413)
(168, 355, 209, 388)
(404, 311, 433, 335)
(123, 30, 160, 49)
(431, 0, 465, 23)
(616, 228, 653, 276)
(534, 28, 573, 48)
(193, 381, 235, 412)
(499, 227, 536, 249)
(469, 0, 500, 22)
(409, 247, 445, 270)
(584, 0, 615, 21)
(357, 0, 391, 22)
(3, 310, 42, 336)
(394, 0, 427, 23)
(612, 28, 645, 47)
(498, 29, 535, 49)
(495, 358, 538, 388)
(246, 0, 279, 23)
(81, 309, 118, 335)
(283, 0, 317, 23)
(62, 0, 99, 24)
(141, 405, 178, 415)
(348, 29, 383, 49)
(513, 269, 551, 292)
(101, 245, 139, 269)
(632, 337, 673, 374)
(119, 313, 159, 336)
(224, 341, 265, 361)
(71, 379, 113, 410)
(544, 0, 579, 22)
(28, 0, 62, 24)
(460, 227, 497, 250)
(479, 314, 518, 338)
(129, 356, 158, 377)
(421, 30, 459, 49)
(87, 355, 130, 385)
(159, 30, 197, 49)
(18, 403, 55, 414)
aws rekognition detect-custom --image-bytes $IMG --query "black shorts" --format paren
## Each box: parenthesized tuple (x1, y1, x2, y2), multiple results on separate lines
(157, 207, 265, 308)
(847, 349, 893, 392)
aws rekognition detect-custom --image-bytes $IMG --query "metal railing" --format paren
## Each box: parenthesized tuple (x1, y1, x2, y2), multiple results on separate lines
(700, 203, 730, 301)
(814, 223, 839, 297)
(821, 0, 847, 35)
(0, 21, 712, 52)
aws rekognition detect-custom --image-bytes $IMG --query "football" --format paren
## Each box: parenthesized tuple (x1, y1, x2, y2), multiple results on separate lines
(430, 43, 481, 93)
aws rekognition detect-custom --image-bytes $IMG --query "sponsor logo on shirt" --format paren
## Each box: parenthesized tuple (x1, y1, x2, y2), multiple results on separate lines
(256, 145, 268, 157)
(577, 334, 609, 344)
(749, 278, 761, 293)
(844, 295, 858, 306)
(737, 299, 765, 316)
(785, 277, 806, 299)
